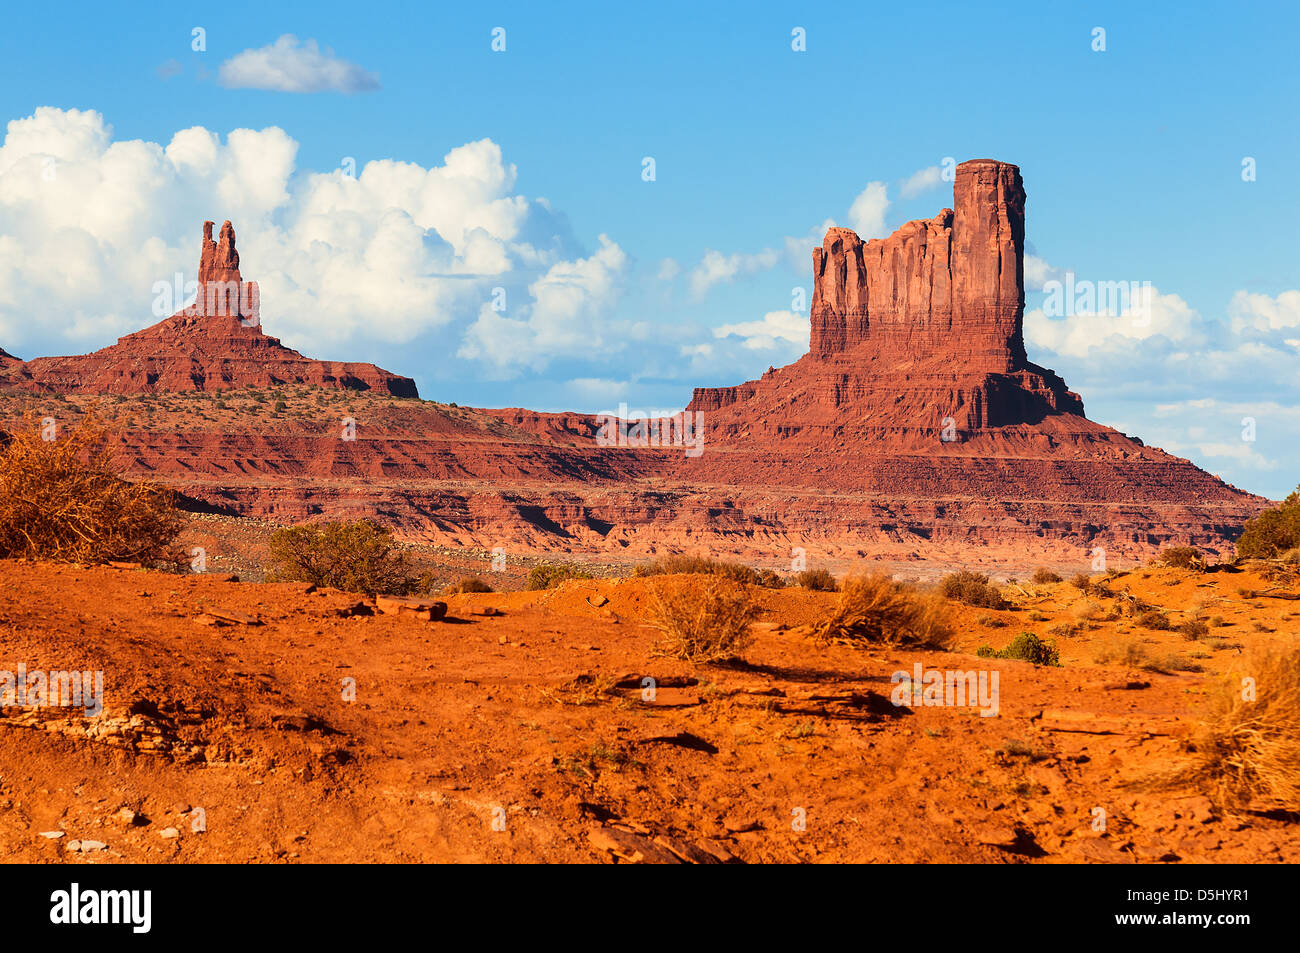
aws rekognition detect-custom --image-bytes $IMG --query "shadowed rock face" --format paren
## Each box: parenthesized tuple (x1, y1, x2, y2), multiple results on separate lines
(0, 221, 418, 397)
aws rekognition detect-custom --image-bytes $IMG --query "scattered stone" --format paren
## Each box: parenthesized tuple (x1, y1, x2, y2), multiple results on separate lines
(586, 826, 682, 864)
(39, 831, 65, 839)
(724, 817, 762, 834)
(585, 594, 609, 608)
(114, 807, 148, 827)
(159, 827, 180, 839)
(375, 595, 448, 621)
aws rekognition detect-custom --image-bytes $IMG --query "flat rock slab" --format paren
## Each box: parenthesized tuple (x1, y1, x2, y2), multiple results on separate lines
(1037, 708, 1182, 736)
(375, 596, 447, 621)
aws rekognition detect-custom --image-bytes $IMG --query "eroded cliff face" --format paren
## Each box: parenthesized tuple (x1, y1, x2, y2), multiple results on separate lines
(690, 159, 1082, 431)
(0, 221, 417, 397)
(0, 165, 1270, 566)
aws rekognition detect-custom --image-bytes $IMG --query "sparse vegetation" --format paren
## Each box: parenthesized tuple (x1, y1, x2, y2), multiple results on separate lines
(1184, 648, 1300, 810)
(812, 573, 953, 648)
(1136, 609, 1173, 631)
(1069, 573, 1094, 593)
(526, 561, 594, 590)
(1156, 545, 1206, 571)
(939, 570, 1009, 610)
(445, 576, 494, 594)
(1236, 486, 1300, 559)
(977, 631, 1061, 666)
(0, 417, 182, 565)
(635, 554, 784, 588)
(1179, 619, 1210, 640)
(1031, 568, 1062, 585)
(646, 576, 760, 662)
(795, 568, 838, 592)
(268, 520, 425, 595)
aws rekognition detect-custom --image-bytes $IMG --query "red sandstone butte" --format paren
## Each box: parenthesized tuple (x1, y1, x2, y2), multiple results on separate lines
(0, 221, 417, 397)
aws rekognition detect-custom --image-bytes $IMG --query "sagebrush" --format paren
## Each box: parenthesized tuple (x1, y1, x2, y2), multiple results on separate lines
(0, 417, 182, 565)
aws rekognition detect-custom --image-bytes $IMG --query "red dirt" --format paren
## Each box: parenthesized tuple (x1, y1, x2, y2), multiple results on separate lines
(1, 559, 1296, 864)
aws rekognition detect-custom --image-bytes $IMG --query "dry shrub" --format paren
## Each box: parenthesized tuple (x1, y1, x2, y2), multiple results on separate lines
(1156, 546, 1207, 571)
(0, 416, 182, 565)
(1186, 649, 1300, 811)
(526, 562, 593, 590)
(269, 520, 426, 595)
(1094, 640, 1149, 667)
(445, 576, 493, 594)
(1069, 572, 1094, 593)
(812, 573, 953, 648)
(1031, 568, 1062, 585)
(1136, 609, 1173, 631)
(939, 570, 1009, 610)
(636, 554, 784, 588)
(646, 576, 759, 662)
(1072, 600, 1104, 622)
(795, 568, 839, 592)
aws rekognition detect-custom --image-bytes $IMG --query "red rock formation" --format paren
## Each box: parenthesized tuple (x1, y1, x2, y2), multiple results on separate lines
(690, 159, 1082, 430)
(0, 347, 19, 368)
(0, 221, 416, 397)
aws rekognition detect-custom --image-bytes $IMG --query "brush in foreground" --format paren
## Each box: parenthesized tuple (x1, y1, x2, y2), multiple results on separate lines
(646, 576, 759, 662)
(812, 573, 954, 648)
(269, 520, 426, 595)
(0, 417, 182, 565)
(1185, 648, 1300, 812)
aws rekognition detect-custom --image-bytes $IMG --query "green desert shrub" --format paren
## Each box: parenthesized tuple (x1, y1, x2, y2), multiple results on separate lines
(526, 561, 594, 590)
(634, 555, 783, 588)
(976, 631, 1061, 666)
(1237, 486, 1300, 559)
(269, 520, 421, 595)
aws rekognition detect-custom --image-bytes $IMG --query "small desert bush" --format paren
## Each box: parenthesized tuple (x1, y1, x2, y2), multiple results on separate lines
(269, 520, 422, 595)
(1236, 486, 1300, 559)
(1094, 640, 1148, 667)
(1136, 609, 1173, 631)
(445, 576, 494, 594)
(1047, 621, 1082, 639)
(1143, 654, 1204, 674)
(1072, 600, 1104, 622)
(1069, 573, 1094, 594)
(0, 417, 182, 565)
(977, 631, 1061, 666)
(1031, 568, 1062, 585)
(646, 577, 759, 662)
(1156, 545, 1206, 571)
(1179, 619, 1210, 640)
(795, 568, 838, 592)
(1185, 649, 1300, 810)
(812, 573, 954, 648)
(635, 554, 783, 588)
(939, 571, 1009, 610)
(526, 561, 594, 590)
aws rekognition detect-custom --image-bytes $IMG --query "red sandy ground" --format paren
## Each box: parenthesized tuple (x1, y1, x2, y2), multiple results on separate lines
(1, 558, 1297, 864)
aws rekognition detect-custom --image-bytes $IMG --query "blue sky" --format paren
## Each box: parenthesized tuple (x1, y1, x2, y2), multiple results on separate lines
(1, 1, 1298, 497)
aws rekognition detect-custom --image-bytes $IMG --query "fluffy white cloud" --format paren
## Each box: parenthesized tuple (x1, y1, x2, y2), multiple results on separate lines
(687, 247, 780, 298)
(457, 236, 631, 373)
(0, 106, 610, 358)
(1228, 288, 1300, 333)
(218, 35, 380, 94)
(898, 165, 941, 200)
(1025, 282, 1207, 359)
(714, 310, 808, 350)
(847, 181, 889, 239)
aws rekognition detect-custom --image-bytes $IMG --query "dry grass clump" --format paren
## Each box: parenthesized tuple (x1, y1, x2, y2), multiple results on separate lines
(635, 554, 785, 588)
(444, 576, 494, 594)
(1184, 649, 1300, 811)
(1069, 572, 1094, 593)
(526, 561, 593, 590)
(938, 570, 1009, 610)
(646, 577, 759, 662)
(1072, 600, 1104, 622)
(269, 520, 429, 595)
(812, 573, 953, 648)
(1031, 568, 1062, 585)
(1155, 545, 1207, 571)
(0, 416, 182, 565)
(795, 568, 838, 592)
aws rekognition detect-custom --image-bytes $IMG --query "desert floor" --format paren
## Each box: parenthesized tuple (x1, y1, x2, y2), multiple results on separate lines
(1, 554, 1297, 864)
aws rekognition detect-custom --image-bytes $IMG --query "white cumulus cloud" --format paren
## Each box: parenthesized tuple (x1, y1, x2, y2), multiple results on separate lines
(218, 35, 380, 94)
